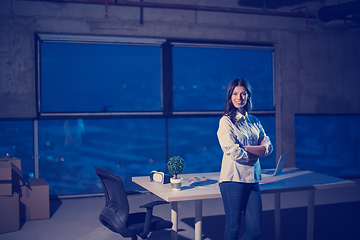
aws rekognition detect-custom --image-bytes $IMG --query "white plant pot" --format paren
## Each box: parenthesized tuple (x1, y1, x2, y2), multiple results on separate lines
(170, 177, 182, 191)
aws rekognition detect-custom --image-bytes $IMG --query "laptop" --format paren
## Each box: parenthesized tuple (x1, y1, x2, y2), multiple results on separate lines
(261, 153, 288, 177)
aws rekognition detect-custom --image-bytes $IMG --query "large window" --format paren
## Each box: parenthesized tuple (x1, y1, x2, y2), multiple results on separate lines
(295, 115, 360, 177)
(168, 117, 223, 174)
(8, 34, 276, 196)
(172, 44, 274, 111)
(38, 119, 166, 195)
(171, 43, 275, 169)
(0, 120, 34, 181)
(40, 41, 162, 113)
(168, 116, 276, 173)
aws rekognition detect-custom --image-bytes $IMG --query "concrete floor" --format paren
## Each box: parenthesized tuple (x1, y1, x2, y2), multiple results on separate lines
(1, 178, 360, 240)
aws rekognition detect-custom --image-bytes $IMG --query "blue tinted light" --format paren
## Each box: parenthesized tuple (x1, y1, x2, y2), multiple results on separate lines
(296, 115, 360, 177)
(41, 42, 162, 112)
(173, 46, 273, 111)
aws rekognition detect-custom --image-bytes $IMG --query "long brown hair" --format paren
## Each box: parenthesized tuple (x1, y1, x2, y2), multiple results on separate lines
(223, 78, 252, 123)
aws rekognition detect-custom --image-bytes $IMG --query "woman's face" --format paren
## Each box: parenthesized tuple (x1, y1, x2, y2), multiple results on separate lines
(231, 86, 248, 109)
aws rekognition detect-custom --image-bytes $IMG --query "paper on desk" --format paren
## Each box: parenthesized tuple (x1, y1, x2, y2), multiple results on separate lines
(183, 176, 219, 188)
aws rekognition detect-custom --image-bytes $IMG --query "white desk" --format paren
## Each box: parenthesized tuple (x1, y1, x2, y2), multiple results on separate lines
(132, 168, 355, 240)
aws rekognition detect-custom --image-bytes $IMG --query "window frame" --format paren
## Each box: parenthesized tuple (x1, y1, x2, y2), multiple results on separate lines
(36, 33, 167, 118)
(166, 40, 275, 116)
(33, 33, 276, 194)
(36, 34, 275, 118)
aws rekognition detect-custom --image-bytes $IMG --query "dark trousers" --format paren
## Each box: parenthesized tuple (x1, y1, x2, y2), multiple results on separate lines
(220, 181, 262, 240)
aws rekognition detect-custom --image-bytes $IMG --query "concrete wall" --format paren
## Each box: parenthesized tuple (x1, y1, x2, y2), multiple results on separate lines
(1, 0, 360, 166)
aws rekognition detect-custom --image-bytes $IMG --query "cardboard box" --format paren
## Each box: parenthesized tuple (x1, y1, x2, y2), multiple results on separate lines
(18, 178, 50, 221)
(0, 192, 20, 234)
(0, 161, 23, 196)
(0, 157, 22, 171)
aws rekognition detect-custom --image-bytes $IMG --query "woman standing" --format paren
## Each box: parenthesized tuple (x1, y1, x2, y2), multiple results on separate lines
(217, 78, 273, 240)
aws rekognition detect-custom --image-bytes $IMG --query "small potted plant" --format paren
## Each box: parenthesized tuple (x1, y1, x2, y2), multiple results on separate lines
(167, 156, 185, 191)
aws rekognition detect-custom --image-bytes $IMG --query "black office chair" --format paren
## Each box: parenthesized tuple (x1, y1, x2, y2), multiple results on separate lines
(94, 167, 172, 240)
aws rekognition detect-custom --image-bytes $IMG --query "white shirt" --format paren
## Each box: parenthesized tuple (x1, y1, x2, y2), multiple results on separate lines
(217, 111, 273, 183)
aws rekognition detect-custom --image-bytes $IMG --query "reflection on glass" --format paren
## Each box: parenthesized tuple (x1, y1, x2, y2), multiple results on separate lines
(168, 116, 276, 173)
(168, 117, 223, 174)
(0, 120, 34, 181)
(38, 118, 166, 195)
(173, 46, 273, 111)
(41, 42, 162, 112)
(296, 115, 360, 177)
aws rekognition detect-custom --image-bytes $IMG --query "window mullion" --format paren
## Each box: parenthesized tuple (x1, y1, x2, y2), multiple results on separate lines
(161, 40, 173, 117)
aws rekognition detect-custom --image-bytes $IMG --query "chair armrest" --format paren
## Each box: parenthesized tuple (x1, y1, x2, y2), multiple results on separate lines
(138, 201, 169, 238)
(139, 200, 169, 210)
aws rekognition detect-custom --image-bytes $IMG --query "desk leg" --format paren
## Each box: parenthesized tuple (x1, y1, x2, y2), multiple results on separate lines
(195, 200, 202, 240)
(171, 202, 178, 240)
(274, 192, 281, 240)
(307, 190, 315, 240)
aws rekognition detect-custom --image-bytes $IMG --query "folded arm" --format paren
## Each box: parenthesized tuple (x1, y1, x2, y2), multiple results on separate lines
(217, 117, 262, 165)
(242, 137, 272, 158)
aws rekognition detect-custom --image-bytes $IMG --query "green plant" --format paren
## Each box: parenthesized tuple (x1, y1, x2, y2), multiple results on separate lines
(167, 156, 185, 179)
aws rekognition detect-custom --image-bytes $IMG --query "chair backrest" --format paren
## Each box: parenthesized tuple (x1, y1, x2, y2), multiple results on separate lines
(94, 167, 131, 236)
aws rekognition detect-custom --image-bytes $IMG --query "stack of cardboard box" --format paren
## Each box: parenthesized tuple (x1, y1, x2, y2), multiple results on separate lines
(0, 157, 50, 234)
